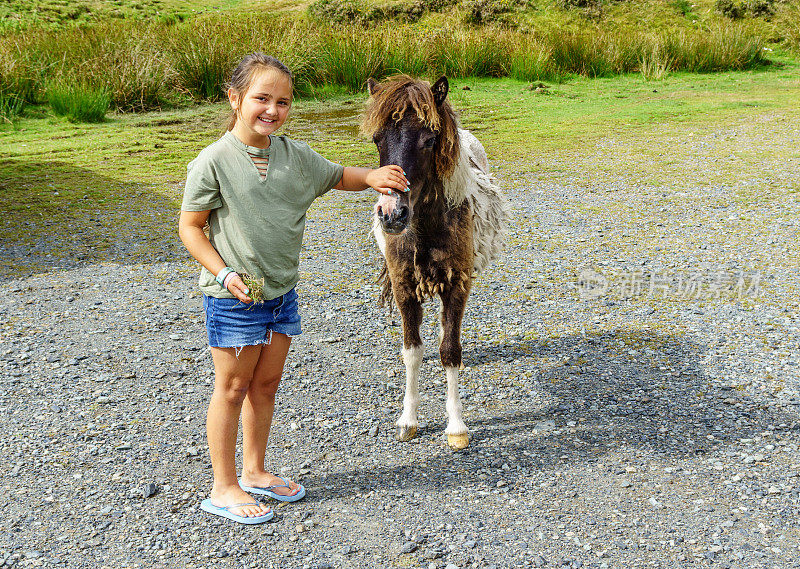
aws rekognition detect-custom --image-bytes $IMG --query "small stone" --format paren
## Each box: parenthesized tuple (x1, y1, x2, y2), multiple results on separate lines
(142, 483, 158, 498)
(463, 540, 477, 549)
(399, 542, 418, 554)
(533, 556, 547, 567)
(169, 334, 183, 340)
(340, 545, 355, 555)
(533, 420, 555, 432)
(186, 446, 199, 457)
(368, 425, 379, 437)
(445, 564, 459, 569)
(295, 524, 306, 534)
(743, 453, 766, 464)
(620, 481, 632, 488)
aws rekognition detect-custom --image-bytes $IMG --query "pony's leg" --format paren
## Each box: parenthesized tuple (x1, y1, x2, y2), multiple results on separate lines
(397, 344, 422, 441)
(395, 295, 423, 442)
(440, 284, 470, 450)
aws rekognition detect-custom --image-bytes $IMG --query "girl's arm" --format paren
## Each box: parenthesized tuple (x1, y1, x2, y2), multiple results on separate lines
(334, 165, 409, 195)
(178, 210, 252, 303)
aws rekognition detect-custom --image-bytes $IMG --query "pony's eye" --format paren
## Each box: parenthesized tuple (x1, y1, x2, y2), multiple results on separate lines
(373, 132, 384, 144)
(423, 137, 436, 148)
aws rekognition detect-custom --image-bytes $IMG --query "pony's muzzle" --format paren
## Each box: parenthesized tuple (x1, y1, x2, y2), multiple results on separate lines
(381, 205, 409, 234)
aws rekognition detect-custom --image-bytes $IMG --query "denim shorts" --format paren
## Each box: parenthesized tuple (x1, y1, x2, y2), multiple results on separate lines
(203, 288, 302, 349)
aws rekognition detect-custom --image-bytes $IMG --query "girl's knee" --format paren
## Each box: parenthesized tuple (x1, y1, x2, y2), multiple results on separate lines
(250, 373, 282, 398)
(214, 375, 253, 405)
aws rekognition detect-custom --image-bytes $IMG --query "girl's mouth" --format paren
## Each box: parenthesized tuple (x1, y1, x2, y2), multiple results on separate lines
(258, 117, 275, 124)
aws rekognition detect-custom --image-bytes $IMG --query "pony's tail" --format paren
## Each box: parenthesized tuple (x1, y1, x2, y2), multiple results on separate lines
(378, 260, 394, 312)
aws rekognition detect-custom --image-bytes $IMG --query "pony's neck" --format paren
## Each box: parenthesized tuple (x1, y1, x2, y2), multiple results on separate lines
(412, 177, 452, 235)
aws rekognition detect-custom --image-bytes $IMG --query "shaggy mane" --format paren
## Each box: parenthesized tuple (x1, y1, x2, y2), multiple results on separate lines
(361, 75, 460, 180)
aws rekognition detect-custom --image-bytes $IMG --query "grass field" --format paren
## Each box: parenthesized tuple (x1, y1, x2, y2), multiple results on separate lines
(1, 0, 798, 276)
(1, 60, 798, 275)
(2, 0, 796, 122)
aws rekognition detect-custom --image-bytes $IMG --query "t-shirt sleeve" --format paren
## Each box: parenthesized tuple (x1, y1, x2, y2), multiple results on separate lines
(300, 144, 345, 198)
(182, 154, 223, 211)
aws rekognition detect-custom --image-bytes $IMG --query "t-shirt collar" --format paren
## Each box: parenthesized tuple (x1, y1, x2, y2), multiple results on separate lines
(225, 131, 271, 158)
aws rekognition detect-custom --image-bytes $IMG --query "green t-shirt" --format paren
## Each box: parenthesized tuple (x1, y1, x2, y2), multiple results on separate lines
(181, 131, 344, 300)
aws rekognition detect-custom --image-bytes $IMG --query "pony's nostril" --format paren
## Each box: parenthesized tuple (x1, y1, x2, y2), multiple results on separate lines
(396, 206, 409, 222)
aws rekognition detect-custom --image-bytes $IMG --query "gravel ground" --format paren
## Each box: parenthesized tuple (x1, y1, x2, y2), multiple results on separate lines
(2, 112, 800, 569)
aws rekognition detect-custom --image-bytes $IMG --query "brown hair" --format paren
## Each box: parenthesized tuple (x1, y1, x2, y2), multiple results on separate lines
(362, 75, 460, 179)
(226, 53, 293, 132)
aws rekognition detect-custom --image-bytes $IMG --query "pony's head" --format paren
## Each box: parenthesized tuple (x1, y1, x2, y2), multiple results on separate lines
(362, 75, 459, 235)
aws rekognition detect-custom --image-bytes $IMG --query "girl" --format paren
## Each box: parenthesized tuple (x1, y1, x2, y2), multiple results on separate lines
(179, 53, 408, 524)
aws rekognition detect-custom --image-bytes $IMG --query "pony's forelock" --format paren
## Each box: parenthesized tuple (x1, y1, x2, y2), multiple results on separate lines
(362, 76, 440, 133)
(362, 75, 460, 179)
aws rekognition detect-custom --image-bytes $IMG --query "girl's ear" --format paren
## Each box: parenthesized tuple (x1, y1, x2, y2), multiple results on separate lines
(227, 87, 240, 110)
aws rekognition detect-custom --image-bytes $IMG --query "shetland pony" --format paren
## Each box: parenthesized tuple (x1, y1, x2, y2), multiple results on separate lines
(363, 75, 509, 450)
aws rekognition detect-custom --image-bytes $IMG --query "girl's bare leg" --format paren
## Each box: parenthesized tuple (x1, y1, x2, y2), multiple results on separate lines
(240, 333, 302, 496)
(207, 345, 271, 518)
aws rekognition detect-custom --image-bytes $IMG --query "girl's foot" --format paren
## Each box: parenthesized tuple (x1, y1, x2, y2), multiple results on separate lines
(208, 485, 271, 518)
(240, 471, 303, 498)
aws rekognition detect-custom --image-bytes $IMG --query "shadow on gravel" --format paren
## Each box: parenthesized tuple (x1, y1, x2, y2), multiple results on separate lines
(305, 329, 799, 500)
(0, 158, 186, 277)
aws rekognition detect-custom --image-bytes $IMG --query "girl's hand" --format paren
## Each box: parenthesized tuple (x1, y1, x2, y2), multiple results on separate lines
(226, 273, 252, 303)
(366, 165, 409, 196)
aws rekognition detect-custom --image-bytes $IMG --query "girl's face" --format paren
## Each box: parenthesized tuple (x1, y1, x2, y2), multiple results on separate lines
(228, 68, 293, 148)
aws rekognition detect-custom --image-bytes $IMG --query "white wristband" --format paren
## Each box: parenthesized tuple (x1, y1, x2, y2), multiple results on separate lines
(215, 267, 235, 286)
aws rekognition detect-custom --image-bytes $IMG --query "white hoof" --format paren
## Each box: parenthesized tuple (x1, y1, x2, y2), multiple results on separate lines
(447, 433, 469, 451)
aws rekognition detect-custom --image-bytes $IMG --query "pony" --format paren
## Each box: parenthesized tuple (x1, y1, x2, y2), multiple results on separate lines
(363, 75, 510, 450)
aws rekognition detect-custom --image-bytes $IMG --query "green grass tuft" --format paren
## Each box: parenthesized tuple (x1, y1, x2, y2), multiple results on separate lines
(0, 91, 24, 125)
(46, 81, 110, 123)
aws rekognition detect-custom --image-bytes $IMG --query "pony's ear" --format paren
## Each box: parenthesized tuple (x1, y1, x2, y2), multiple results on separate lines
(432, 76, 449, 106)
(367, 78, 380, 96)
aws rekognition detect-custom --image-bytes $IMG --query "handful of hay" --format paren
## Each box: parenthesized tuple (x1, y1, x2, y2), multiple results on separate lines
(240, 273, 266, 303)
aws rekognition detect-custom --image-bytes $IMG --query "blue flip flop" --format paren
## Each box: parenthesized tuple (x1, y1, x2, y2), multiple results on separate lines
(239, 477, 306, 502)
(200, 499, 273, 524)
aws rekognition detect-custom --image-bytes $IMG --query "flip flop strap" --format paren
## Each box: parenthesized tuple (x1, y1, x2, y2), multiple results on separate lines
(220, 502, 262, 511)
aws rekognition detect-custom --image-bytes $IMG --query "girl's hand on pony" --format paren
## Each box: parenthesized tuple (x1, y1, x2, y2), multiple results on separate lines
(225, 273, 252, 303)
(367, 165, 409, 196)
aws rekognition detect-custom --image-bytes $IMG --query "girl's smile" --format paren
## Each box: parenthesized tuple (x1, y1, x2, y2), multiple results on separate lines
(228, 68, 293, 148)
